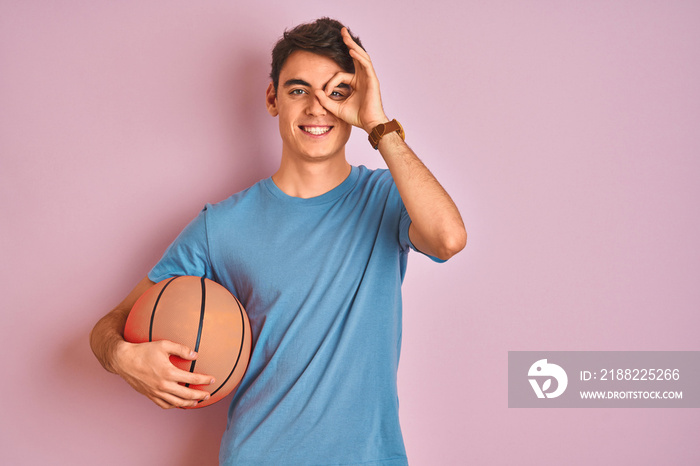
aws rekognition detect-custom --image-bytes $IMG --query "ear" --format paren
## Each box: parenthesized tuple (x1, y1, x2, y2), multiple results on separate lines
(265, 82, 278, 117)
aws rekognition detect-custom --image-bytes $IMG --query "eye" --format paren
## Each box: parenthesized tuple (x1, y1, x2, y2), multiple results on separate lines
(329, 90, 346, 100)
(290, 89, 307, 96)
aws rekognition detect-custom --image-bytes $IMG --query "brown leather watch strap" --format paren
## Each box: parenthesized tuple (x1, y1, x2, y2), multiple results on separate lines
(368, 119, 405, 150)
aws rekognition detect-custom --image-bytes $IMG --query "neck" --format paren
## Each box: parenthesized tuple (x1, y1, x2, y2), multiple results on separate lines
(272, 156, 352, 199)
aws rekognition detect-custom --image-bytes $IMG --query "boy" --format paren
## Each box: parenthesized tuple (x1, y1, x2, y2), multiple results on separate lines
(91, 17, 466, 465)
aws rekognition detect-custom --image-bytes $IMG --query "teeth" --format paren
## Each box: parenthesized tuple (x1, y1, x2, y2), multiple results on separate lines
(302, 126, 331, 135)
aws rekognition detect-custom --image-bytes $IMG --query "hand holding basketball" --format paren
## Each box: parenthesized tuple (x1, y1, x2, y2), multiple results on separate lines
(113, 339, 214, 409)
(123, 276, 251, 409)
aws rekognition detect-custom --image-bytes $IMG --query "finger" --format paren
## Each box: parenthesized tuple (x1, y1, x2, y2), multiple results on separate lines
(151, 376, 212, 407)
(152, 397, 176, 409)
(325, 71, 354, 94)
(166, 381, 212, 402)
(158, 340, 197, 360)
(315, 89, 342, 117)
(143, 384, 191, 409)
(349, 48, 374, 73)
(158, 356, 215, 388)
(179, 369, 216, 387)
(341, 28, 370, 61)
(342, 30, 376, 76)
(153, 389, 202, 409)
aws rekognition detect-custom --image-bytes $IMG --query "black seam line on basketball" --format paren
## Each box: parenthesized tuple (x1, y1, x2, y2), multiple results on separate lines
(185, 276, 207, 387)
(149, 277, 179, 342)
(209, 295, 246, 397)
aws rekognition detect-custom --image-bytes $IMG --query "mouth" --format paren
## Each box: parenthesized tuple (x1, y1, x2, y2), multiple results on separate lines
(300, 125, 333, 136)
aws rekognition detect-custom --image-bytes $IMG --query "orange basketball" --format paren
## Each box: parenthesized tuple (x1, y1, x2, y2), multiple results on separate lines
(124, 276, 251, 408)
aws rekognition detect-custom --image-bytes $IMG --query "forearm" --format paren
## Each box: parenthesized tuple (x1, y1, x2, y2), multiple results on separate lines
(378, 131, 467, 260)
(90, 306, 130, 374)
(90, 276, 154, 375)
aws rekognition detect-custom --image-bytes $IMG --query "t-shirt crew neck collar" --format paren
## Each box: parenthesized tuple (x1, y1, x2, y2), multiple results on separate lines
(263, 165, 360, 206)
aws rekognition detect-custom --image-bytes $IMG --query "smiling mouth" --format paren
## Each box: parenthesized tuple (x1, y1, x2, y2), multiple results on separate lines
(300, 126, 332, 136)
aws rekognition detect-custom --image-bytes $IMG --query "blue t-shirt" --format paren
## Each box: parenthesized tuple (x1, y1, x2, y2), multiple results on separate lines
(149, 165, 440, 465)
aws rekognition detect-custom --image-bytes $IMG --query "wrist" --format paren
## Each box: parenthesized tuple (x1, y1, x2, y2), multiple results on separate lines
(368, 119, 405, 150)
(110, 339, 133, 375)
(364, 117, 389, 135)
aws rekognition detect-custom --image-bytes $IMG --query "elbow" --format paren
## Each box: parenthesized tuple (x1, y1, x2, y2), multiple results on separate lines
(433, 226, 467, 261)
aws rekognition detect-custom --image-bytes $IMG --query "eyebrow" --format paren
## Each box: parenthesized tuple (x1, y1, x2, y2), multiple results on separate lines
(283, 78, 350, 90)
(283, 79, 311, 88)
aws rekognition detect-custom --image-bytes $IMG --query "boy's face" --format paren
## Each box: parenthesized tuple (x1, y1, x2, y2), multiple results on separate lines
(266, 51, 352, 163)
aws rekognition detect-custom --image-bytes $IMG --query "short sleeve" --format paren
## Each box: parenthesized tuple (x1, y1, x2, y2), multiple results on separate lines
(398, 200, 446, 264)
(398, 203, 413, 253)
(148, 206, 214, 282)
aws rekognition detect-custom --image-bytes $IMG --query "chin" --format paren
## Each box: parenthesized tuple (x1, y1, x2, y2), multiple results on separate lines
(294, 141, 347, 162)
(299, 150, 343, 163)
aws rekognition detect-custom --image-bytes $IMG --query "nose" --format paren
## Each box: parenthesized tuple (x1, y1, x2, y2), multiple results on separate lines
(306, 93, 327, 116)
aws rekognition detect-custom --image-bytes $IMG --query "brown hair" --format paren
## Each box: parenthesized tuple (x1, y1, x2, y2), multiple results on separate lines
(269, 17, 364, 92)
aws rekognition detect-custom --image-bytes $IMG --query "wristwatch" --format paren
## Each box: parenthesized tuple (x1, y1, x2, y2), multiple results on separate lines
(368, 119, 405, 150)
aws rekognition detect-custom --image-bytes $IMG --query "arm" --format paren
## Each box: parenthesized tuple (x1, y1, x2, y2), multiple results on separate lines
(90, 276, 215, 409)
(376, 133, 467, 261)
(316, 28, 467, 260)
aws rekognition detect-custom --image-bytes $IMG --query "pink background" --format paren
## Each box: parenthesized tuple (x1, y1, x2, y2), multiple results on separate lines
(2, 1, 699, 465)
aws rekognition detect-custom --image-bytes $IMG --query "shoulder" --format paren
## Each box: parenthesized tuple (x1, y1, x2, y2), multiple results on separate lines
(354, 165, 397, 193)
(205, 179, 269, 216)
(345, 166, 404, 216)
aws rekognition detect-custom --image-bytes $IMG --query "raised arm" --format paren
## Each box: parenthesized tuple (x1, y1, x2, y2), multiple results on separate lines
(375, 132, 466, 260)
(90, 276, 215, 409)
(316, 28, 467, 260)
